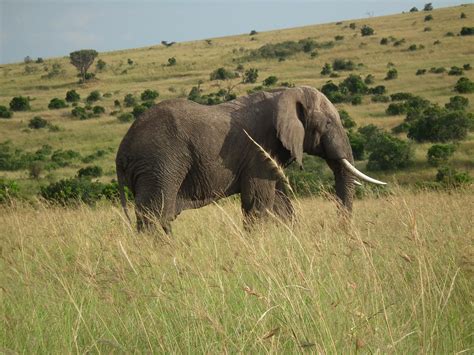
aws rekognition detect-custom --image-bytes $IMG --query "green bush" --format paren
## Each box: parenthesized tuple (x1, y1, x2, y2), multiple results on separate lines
(364, 74, 375, 84)
(369, 85, 386, 95)
(385, 68, 398, 80)
(427, 144, 455, 167)
(82, 149, 107, 163)
(407, 106, 473, 142)
(0, 105, 13, 119)
(445, 96, 469, 111)
(250, 38, 333, 60)
(436, 167, 471, 187)
(380, 38, 388, 45)
(366, 133, 412, 171)
(408, 44, 417, 51)
(339, 110, 356, 129)
(448, 66, 463, 76)
(351, 95, 362, 105)
(455, 77, 474, 93)
(321, 63, 332, 75)
(334, 35, 344, 41)
(96, 59, 106, 71)
(92, 105, 105, 115)
(371, 95, 390, 103)
(460, 12, 467, 19)
(416, 69, 427, 75)
(0, 178, 19, 203)
(77, 165, 103, 178)
(86, 90, 101, 102)
(132, 105, 147, 118)
(424, 15, 433, 21)
(423, 3, 433, 11)
(463, 64, 472, 70)
(386, 103, 406, 115)
(349, 23, 356, 29)
(141, 89, 159, 101)
(9, 96, 30, 111)
(361, 25, 374, 36)
(332, 59, 355, 71)
(40, 177, 104, 205)
(48, 98, 68, 109)
(460, 27, 474, 36)
(410, 6, 418, 12)
(71, 106, 91, 120)
(118, 112, 134, 123)
(243, 68, 259, 83)
(348, 131, 365, 160)
(28, 116, 48, 129)
(340, 74, 368, 94)
(51, 149, 81, 167)
(429, 67, 446, 74)
(124, 94, 137, 107)
(210, 67, 237, 81)
(390, 92, 413, 101)
(65, 90, 80, 103)
(262, 76, 278, 86)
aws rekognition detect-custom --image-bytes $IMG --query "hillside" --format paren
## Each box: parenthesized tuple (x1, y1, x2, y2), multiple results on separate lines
(0, 4, 473, 196)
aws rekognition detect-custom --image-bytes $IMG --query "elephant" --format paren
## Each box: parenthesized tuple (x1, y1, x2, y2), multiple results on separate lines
(116, 86, 386, 234)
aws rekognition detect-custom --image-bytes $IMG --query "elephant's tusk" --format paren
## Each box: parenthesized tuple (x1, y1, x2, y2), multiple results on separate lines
(341, 159, 387, 185)
(353, 180, 362, 186)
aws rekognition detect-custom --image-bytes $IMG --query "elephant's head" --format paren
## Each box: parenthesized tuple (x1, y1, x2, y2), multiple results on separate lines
(272, 86, 386, 212)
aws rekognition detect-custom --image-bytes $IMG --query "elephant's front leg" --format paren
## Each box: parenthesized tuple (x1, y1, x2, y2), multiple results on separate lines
(240, 177, 276, 227)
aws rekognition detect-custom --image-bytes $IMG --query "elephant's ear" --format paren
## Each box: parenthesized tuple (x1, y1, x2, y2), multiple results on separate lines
(273, 88, 306, 168)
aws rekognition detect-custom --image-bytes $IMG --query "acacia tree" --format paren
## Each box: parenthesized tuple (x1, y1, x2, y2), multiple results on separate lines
(69, 49, 98, 83)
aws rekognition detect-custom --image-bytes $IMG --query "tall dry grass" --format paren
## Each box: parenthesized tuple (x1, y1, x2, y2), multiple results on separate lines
(1, 189, 472, 353)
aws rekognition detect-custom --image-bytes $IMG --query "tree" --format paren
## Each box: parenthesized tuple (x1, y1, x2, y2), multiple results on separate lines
(243, 68, 259, 83)
(427, 144, 455, 167)
(9, 96, 30, 111)
(423, 3, 433, 11)
(361, 25, 374, 36)
(69, 49, 98, 83)
(65, 90, 80, 103)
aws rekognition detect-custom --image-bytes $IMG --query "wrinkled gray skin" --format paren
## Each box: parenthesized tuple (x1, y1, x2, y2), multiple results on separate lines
(116, 86, 354, 234)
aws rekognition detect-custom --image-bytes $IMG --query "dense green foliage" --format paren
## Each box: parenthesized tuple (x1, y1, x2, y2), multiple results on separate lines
(28, 116, 48, 129)
(427, 144, 455, 167)
(48, 98, 68, 109)
(65, 90, 80, 103)
(0, 178, 19, 202)
(69, 49, 98, 83)
(0, 105, 13, 118)
(9, 96, 30, 111)
(77, 165, 103, 178)
(454, 77, 474, 93)
(141, 89, 159, 101)
(210, 67, 237, 81)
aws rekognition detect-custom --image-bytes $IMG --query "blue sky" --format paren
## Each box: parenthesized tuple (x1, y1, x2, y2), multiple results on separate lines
(0, 0, 468, 64)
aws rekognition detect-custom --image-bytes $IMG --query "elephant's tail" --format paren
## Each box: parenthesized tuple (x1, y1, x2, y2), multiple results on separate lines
(117, 171, 132, 227)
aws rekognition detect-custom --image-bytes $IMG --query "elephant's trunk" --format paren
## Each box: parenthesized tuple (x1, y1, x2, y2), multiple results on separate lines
(327, 159, 355, 213)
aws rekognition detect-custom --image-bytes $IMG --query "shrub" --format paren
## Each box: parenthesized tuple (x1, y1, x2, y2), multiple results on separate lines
(92, 105, 105, 115)
(0, 178, 19, 203)
(360, 25, 374, 36)
(369, 85, 386, 95)
(51, 149, 81, 167)
(96, 59, 106, 71)
(142, 101, 154, 109)
(332, 58, 355, 71)
(408, 44, 418, 51)
(340, 74, 368, 94)
(263, 76, 278, 86)
(371, 95, 390, 103)
(424, 15, 433, 21)
(380, 38, 388, 45)
(460, 12, 467, 19)
(310, 51, 318, 58)
(385, 68, 398, 80)
(210, 67, 237, 81)
(141, 89, 159, 101)
(127, 58, 134, 65)
(167, 57, 177, 66)
(114, 99, 121, 108)
(0, 105, 13, 119)
(445, 32, 455, 37)
(48, 98, 68, 109)
(250, 30, 258, 35)
(78, 165, 103, 178)
(436, 167, 472, 187)
(423, 3, 433, 11)
(348, 131, 365, 160)
(393, 39, 406, 47)
(407, 106, 473, 142)
(339, 110, 356, 129)
(349, 23, 356, 29)
(40, 177, 106, 205)
(243, 68, 259, 83)
(132, 105, 147, 118)
(321, 81, 339, 97)
(416, 69, 427, 75)
(65, 90, 80, 103)
(390, 92, 413, 101)
(445, 96, 469, 111)
(463, 64, 472, 70)
(427, 144, 455, 167)
(118, 112, 134, 123)
(366, 133, 412, 171)
(386, 103, 407, 115)
(28, 116, 48, 129)
(351, 95, 362, 105)
(429, 67, 446, 74)
(460, 27, 474, 36)
(9, 96, 30, 111)
(392, 122, 411, 134)
(455, 77, 474, 93)
(410, 6, 418, 12)
(86, 91, 100, 103)
(124, 94, 137, 107)
(71, 106, 90, 120)
(334, 35, 344, 41)
(321, 63, 332, 75)
(448, 66, 464, 76)
(364, 74, 375, 84)
(424, 27, 432, 32)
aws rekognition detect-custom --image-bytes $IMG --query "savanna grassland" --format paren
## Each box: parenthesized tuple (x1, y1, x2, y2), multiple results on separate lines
(1, 3, 473, 354)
